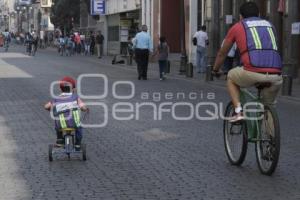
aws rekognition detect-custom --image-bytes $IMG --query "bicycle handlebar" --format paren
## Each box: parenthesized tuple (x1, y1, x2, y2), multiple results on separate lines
(211, 70, 223, 79)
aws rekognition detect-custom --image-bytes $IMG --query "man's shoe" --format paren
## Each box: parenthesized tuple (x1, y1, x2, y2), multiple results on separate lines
(229, 112, 244, 123)
(138, 76, 141, 80)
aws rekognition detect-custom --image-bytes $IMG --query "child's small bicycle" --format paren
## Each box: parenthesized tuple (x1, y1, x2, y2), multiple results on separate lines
(48, 128, 87, 161)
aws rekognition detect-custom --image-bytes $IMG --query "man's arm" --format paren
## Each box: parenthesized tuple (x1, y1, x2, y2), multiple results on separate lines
(213, 39, 233, 72)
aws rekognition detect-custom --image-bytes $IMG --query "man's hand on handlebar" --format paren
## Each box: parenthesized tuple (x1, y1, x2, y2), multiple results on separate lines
(211, 69, 222, 78)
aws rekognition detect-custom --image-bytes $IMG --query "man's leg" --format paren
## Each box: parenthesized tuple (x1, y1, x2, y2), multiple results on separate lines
(196, 47, 201, 73)
(201, 48, 207, 73)
(227, 67, 248, 119)
(261, 75, 283, 105)
(135, 49, 142, 79)
(227, 78, 241, 109)
(100, 44, 103, 57)
(143, 50, 149, 79)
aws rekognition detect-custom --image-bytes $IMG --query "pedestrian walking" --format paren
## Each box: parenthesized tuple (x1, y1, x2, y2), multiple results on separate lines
(85, 33, 91, 56)
(193, 25, 209, 73)
(96, 31, 104, 58)
(65, 34, 73, 56)
(153, 36, 169, 81)
(74, 33, 81, 54)
(58, 35, 65, 56)
(44, 33, 48, 47)
(221, 39, 237, 75)
(90, 31, 95, 55)
(133, 25, 153, 80)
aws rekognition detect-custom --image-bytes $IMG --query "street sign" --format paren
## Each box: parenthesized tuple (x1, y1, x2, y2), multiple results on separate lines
(41, 0, 52, 8)
(18, 0, 32, 6)
(291, 22, 300, 35)
(91, 0, 105, 16)
(225, 15, 233, 24)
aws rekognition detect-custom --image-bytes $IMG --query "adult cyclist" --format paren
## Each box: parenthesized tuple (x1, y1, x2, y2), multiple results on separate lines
(2, 29, 11, 52)
(213, 2, 282, 123)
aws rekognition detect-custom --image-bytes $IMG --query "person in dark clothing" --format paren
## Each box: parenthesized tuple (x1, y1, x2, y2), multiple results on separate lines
(153, 36, 169, 80)
(95, 31, 104, 58)
(90, 31, 95, 55)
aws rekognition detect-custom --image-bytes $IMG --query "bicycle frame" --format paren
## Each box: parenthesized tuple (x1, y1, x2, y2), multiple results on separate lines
(240, 89, 264, 143)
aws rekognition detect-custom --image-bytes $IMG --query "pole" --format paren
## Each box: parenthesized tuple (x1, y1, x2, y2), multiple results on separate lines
(27, 7, 30, 32)
(179, 0, 187, 74)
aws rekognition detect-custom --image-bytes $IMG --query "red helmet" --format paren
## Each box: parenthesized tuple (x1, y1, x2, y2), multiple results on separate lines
(59, 76, 76, 91)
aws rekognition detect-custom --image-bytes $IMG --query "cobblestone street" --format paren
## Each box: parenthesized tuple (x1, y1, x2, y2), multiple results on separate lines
(0, 46, 299, 200)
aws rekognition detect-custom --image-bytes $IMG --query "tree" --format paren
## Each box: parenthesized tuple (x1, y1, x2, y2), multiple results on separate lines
(50, 0, 80, 34)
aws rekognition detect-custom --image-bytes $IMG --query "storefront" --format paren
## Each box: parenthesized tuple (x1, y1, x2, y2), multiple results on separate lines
(107, 10, 140, 55)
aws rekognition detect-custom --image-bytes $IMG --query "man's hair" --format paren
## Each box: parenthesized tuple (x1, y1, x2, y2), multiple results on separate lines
(201, 25, 207, 31)
(141, 25, 148, 32)
(159, 36, 166, 43)
(240, 2, 259, 18)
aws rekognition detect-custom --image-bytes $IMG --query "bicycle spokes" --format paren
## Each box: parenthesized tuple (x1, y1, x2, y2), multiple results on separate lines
(255, 105, 280, 175)
(224, 102, 248, 165)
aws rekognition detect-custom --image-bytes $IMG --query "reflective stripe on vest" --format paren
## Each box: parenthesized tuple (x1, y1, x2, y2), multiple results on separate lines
(267, 27, 278, 51)
(73, 110, 80, 127)
(249, 27, 262, 49)
(59, 114, 67, 129)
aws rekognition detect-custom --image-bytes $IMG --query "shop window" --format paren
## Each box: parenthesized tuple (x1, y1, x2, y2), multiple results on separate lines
(108, 26, 119, 41)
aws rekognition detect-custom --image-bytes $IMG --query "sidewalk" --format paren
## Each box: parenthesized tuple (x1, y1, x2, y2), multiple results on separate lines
(41, 47, 300, 102)
(157, 53, 300, 102)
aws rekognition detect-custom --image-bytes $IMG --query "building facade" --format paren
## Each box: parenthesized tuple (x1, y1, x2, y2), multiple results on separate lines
(203, 0, 300, 78)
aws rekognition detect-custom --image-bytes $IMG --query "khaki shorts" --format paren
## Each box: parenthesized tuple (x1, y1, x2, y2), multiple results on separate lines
(228, 67, 283, 104)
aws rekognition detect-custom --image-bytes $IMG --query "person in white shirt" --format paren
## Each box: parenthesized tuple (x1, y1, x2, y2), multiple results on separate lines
(193, 25, 209, 73)
(221, 39, 237, 75)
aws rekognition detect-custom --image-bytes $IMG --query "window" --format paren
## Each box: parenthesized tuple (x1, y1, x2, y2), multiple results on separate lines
(108, 26, 119, 41)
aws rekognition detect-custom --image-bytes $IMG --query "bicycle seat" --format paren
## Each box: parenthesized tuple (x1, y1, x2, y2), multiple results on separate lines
(255, 82, 272, 90)
(60, 128, 76, 133)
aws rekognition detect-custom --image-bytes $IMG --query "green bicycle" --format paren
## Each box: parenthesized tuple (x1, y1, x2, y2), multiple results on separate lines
(223, 82, 280, 175)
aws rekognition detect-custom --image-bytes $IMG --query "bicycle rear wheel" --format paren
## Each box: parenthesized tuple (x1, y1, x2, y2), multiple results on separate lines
(255, 105, 280, 175)
(223, 102, 248, 165)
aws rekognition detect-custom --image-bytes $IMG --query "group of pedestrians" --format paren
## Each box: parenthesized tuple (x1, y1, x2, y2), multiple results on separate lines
(23, 31, 39, 56)
(0, 29, 12, 52)
(56, 31, 104, 58)
(133, 25, 170, 81)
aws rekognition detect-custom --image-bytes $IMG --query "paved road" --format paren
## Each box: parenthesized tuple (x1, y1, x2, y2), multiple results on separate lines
(0, 45, 299, 200)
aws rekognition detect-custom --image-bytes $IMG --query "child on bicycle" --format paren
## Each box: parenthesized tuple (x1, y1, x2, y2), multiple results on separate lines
(44, 76, 88, 149)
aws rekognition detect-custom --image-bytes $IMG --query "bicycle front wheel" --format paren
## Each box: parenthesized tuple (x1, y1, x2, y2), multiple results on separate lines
(223, 102, 248, 165)
(255, 105, 280, 175)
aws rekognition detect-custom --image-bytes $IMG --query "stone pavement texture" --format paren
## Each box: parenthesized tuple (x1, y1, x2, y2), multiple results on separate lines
(0, 45, 299, 200)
